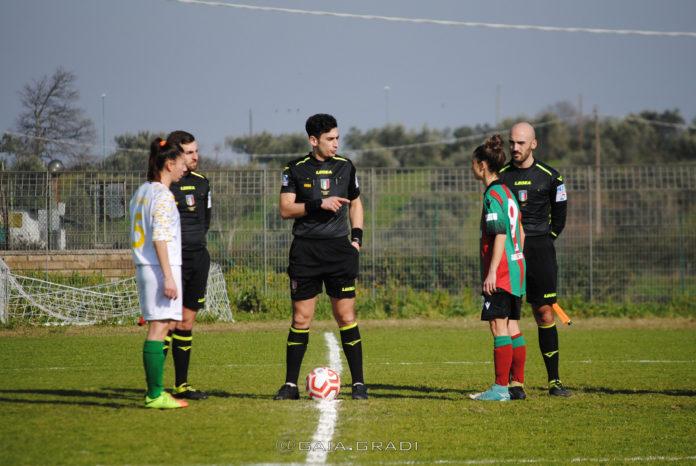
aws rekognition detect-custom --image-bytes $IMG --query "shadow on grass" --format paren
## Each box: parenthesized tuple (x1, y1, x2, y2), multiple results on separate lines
(579, 386, 696, 397)
(205, 389, 274, 400)
(0, 388, 138, 409)
(362, 383, 468, 400)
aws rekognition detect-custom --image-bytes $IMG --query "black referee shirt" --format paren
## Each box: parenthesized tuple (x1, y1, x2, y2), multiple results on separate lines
(499, 159, 567, 238)
(280, 152, 360, 239)
(170, 171, 211, 252)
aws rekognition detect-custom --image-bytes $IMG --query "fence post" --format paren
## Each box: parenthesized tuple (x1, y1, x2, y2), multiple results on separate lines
(262, 169, 268, 295)
(370, 168, 376, 298)
(588, 166, 594, 303)
(0, 261, 7, 324)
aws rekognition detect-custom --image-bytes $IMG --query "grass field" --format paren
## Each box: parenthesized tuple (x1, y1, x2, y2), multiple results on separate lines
(1, 318, 696, 465)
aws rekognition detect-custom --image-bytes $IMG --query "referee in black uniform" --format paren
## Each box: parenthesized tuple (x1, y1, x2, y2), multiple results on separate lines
(274, 113, 368, 400)
(165, 130, 211, 400)
(499, 122, 571, 397)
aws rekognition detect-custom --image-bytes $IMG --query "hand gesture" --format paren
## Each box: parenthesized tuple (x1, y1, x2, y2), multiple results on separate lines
(321, 196, 350, 213)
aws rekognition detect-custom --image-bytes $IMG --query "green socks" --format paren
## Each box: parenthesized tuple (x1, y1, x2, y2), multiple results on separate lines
(143, 340, 165, 399)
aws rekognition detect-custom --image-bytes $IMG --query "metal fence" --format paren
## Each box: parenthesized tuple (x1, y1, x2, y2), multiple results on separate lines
(1, 165, 695, 305)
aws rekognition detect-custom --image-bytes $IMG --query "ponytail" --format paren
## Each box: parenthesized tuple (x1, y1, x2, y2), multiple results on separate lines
(473, 134, 506, 174)
(147, 137, 181, 181)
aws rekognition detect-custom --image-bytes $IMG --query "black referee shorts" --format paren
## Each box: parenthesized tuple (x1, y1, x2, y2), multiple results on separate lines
(480, 290, 522, 321)
(181, 248, 211, 311)
(523, 234, 558, 306)
(288, 236, 359, 301)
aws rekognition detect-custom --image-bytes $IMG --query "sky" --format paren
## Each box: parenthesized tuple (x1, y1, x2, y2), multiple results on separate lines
(1, 0, 695, 160)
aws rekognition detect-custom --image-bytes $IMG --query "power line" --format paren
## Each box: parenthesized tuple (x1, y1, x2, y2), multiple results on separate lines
(5, 115, 693, 160)
(171, 0, 696, 39)
(251, 120, 565, 159)
(1, 131, 149, 154)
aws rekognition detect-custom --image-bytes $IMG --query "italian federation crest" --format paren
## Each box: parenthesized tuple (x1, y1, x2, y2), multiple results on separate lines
(185, 194, 196, 211)
(320, 178, 331, 195)
(518, 190, 528, 203)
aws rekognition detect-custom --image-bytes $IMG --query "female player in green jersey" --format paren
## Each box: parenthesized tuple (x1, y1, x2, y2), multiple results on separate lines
(469, 134, 528, 401)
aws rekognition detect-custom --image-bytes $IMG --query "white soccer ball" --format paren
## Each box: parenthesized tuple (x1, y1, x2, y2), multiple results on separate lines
(306, 367, 341, 400)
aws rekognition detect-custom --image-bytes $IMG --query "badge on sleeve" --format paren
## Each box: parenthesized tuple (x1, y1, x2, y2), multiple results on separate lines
(556, 184, 567, 202)
(282, 173, 289, 187)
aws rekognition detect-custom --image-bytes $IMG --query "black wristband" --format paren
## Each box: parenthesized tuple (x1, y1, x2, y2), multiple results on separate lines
(351, 228, 363, 246)
(305, 199, 322, 214)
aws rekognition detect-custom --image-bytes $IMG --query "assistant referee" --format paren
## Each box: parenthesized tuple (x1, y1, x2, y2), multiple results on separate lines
(274, 113, 368, 400)
(499, 122, 571, 397)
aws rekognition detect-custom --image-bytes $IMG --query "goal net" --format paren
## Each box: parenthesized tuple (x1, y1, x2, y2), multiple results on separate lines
(0, 258, 233, 325)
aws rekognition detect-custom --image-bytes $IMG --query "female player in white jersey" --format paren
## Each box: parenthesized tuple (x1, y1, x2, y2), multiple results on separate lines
(130, 138, 188, 409)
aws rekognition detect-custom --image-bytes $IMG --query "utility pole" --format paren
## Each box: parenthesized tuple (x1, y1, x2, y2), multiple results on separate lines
(577, 94, 584, 151)
(101, 93, 106, 158)
(248, 108, 253, 137)
(593, 106, 602, 236)
(384, 85, 390, 125)
(495, 84, 501, 127)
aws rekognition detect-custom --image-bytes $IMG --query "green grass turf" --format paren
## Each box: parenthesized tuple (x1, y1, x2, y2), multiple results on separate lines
(1, 318, 695, 465)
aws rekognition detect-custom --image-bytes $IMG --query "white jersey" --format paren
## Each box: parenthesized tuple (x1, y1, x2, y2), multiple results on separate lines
(129, 181, 182, 266)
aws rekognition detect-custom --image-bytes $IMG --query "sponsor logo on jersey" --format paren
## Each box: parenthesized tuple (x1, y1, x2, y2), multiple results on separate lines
(355, 175, 359, 188)
(303, 183, 312, 188)
(514, 180, 532, 186)
(511, 252, 524, 261)
(556, 184, 567, 202)
(316, 169, 333, 175)
(282, 173, 289, 187)
(518, 190, 528, 202)
(180, 185, 196, 191)
(486, 213, 498, 221)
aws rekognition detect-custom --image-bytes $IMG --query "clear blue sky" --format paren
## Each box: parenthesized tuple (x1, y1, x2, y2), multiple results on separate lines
(1, 0, 695, 159)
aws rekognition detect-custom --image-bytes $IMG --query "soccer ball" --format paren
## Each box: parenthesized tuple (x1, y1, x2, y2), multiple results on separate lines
(306, 367, 341, 400)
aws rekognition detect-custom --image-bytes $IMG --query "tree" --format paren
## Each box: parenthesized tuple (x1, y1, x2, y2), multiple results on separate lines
(226, 131, 308, 167)
(11, 67, 96, 168)
(100, 131, 163, 171)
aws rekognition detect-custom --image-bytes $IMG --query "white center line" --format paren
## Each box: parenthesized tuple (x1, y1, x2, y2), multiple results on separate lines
(306, 332, 342, 464)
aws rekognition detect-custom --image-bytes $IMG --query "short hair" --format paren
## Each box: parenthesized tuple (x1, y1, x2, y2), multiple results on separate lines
(305, 114, 337, 139)
(472, 134, 506, 174)
(166, 130, 196, 149)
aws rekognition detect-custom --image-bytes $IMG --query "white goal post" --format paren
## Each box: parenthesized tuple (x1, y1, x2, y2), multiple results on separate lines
(0, 258, 233, 325)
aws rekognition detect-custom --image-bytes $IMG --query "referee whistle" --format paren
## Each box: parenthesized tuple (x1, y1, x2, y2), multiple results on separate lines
(552, 303, 572, 326)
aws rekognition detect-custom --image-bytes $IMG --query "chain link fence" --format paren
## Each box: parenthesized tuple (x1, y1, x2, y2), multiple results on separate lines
(2, 165, 695, 306)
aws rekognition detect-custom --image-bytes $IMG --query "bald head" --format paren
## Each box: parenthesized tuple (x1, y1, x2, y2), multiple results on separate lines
(511, 122, 536, 140)
(509, 121, 537, 168)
